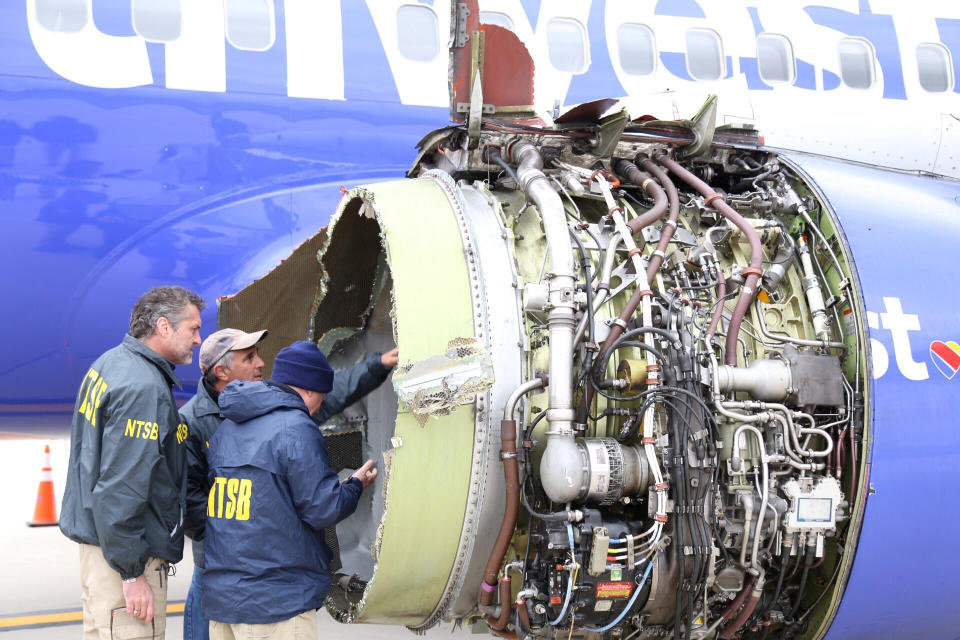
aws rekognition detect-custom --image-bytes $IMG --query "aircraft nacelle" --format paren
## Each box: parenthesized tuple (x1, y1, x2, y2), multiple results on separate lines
(223, 113, 883, 638)
(199, 4, 960, 639)
(216, 5, 960, 638)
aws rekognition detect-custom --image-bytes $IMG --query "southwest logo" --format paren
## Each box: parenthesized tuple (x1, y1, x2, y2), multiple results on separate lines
(930, 341, 960, 379)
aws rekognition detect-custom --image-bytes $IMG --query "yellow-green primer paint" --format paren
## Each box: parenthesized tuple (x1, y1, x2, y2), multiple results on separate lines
(328, 179, 479, 625)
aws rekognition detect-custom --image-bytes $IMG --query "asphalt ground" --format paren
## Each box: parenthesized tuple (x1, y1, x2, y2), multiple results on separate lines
(0, 439, 473, 639)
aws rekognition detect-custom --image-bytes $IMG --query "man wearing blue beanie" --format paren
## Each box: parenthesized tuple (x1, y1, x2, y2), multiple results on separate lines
(202, 341, 380, 640)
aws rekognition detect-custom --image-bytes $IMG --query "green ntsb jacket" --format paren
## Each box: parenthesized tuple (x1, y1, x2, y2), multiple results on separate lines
(60, 334, 191, 580)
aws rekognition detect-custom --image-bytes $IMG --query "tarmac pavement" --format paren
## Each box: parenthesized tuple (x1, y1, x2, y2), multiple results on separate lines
(0, 439, 473, 639)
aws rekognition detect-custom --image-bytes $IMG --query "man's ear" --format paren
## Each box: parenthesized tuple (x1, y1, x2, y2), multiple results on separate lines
(213, 363, 231, 383)
(155, 316, 172, 337)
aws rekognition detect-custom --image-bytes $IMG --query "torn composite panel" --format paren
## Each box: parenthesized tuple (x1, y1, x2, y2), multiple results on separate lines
(319, 179, 482, 626)
(218, 229, 328, 377)
(392, 337, 494, 426)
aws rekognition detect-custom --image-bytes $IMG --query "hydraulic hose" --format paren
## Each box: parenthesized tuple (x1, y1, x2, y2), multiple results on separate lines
(719, 575, 755, 621)
(638, 155, 680, 280)
(706, 267, 727, 343)
(659, 155, 763, 366)
(487, 576, 513, 631)
(612, 158, 668, 235)
(480, 378, 546, 608)
(484, 146, 520, 185)
(598, 159, 668, 359)
(720, 575, 764, 639)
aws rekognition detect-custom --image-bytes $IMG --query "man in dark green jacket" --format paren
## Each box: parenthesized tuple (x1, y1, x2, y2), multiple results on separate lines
(60, 285, 204, 640)
(180, 328, 398, 640)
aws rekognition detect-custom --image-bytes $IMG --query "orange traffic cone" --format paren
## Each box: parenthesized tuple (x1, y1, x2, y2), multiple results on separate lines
(27, 444, 58, 527)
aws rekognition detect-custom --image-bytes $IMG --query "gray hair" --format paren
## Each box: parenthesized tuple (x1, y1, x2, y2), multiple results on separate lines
(203, 350, 234, 385)
(129, 286, 206, 339)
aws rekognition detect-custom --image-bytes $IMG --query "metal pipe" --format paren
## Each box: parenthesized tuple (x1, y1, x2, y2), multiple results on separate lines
(754, 300, 845, 350)
(797, 236, 831, 342)
(574, 233, 621, 345)
(707, 266, 727, 344)
(503, 378, 547, 421)
(733, 424, 770, 571)
(508, 143, 580, 504)
(597, 162, 667, 359)
(739, 492, 755, 568)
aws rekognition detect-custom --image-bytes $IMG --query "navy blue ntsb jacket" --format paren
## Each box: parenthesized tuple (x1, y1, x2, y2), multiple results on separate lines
(202, 381, 363, 624)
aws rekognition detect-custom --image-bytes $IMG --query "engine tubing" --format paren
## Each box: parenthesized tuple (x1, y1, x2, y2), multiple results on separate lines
(479, 419, 521, 608)
(658, 155, 763, 366)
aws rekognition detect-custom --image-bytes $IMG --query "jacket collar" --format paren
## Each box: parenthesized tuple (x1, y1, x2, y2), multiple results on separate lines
(122, 334, 181, 388)
(192, 378, 221, 417)
(264, 381, 310, 415)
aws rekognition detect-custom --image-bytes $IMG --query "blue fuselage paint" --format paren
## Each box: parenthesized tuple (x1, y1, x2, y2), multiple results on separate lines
(0, 3, 444, 422)
(4, 1, 960, 633)
(788, 154, 960, 640)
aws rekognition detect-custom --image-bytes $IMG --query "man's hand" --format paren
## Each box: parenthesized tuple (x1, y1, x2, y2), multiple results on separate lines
(122, 575, 155, 623)
(352, 459, 378, 489)
(380, 348, 399, 368)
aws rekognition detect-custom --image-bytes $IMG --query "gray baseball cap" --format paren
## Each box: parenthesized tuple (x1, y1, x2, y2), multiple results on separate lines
(199, 328, 268, 374)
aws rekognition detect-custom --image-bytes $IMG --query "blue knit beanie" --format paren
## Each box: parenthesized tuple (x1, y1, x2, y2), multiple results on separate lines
(271, 341, 335, 393)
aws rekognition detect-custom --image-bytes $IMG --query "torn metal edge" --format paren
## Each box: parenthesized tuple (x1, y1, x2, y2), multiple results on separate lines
(392, 337, 495, 426)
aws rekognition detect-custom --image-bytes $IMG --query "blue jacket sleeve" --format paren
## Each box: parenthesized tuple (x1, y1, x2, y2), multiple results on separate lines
(314, 352, 391, 425)
(282, 422, 363, 531)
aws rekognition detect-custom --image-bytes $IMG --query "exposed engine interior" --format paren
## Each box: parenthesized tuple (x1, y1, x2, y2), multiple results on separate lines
(229, 104, 869, 639)
(406, 122, 867, 640)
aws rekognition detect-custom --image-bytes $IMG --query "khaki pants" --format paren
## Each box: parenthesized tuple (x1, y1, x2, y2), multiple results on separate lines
(210, 610, 317, 640)
(79, 543, 168, 640)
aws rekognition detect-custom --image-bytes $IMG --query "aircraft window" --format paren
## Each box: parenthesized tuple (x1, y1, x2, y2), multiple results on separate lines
(480, 11, 514, 31)
(132, 0, 182, 43)
(36, 0, 87, 32)
(837, 37, 875, 90)
(396, 4, 439, 62)
(756, 33, 796, 84)
(917, 43, 954, 93)
(685, 28, 725, 81)
(546, 18, 589, 74)
(225, 0, 275, 52)
(617, 23, 657, 76)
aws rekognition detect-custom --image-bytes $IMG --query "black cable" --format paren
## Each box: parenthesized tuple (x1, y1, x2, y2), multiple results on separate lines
(521, 480, 572, 522)
(758, 547, 792, 639)
(484, 147, 520, 185)
(780, 547, 815, 639)
(569, 225, 597, 342)
(520, 411, 548, 462)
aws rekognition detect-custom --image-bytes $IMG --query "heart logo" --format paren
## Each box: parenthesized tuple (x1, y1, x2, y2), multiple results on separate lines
(930, 340, 960, 380)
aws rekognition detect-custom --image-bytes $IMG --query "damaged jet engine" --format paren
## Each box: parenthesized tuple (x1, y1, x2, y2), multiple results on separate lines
(217, 5, 870, 638)
(224, 115, 868, 640)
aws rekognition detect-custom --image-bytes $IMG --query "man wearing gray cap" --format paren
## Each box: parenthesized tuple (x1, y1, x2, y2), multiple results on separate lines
(181, 329, 398, 640)
(181, 328, 268, 640)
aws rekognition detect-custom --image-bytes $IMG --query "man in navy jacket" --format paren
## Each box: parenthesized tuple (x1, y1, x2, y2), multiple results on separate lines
(202, 341, 378, 640)
(181, 329, 395, 640)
